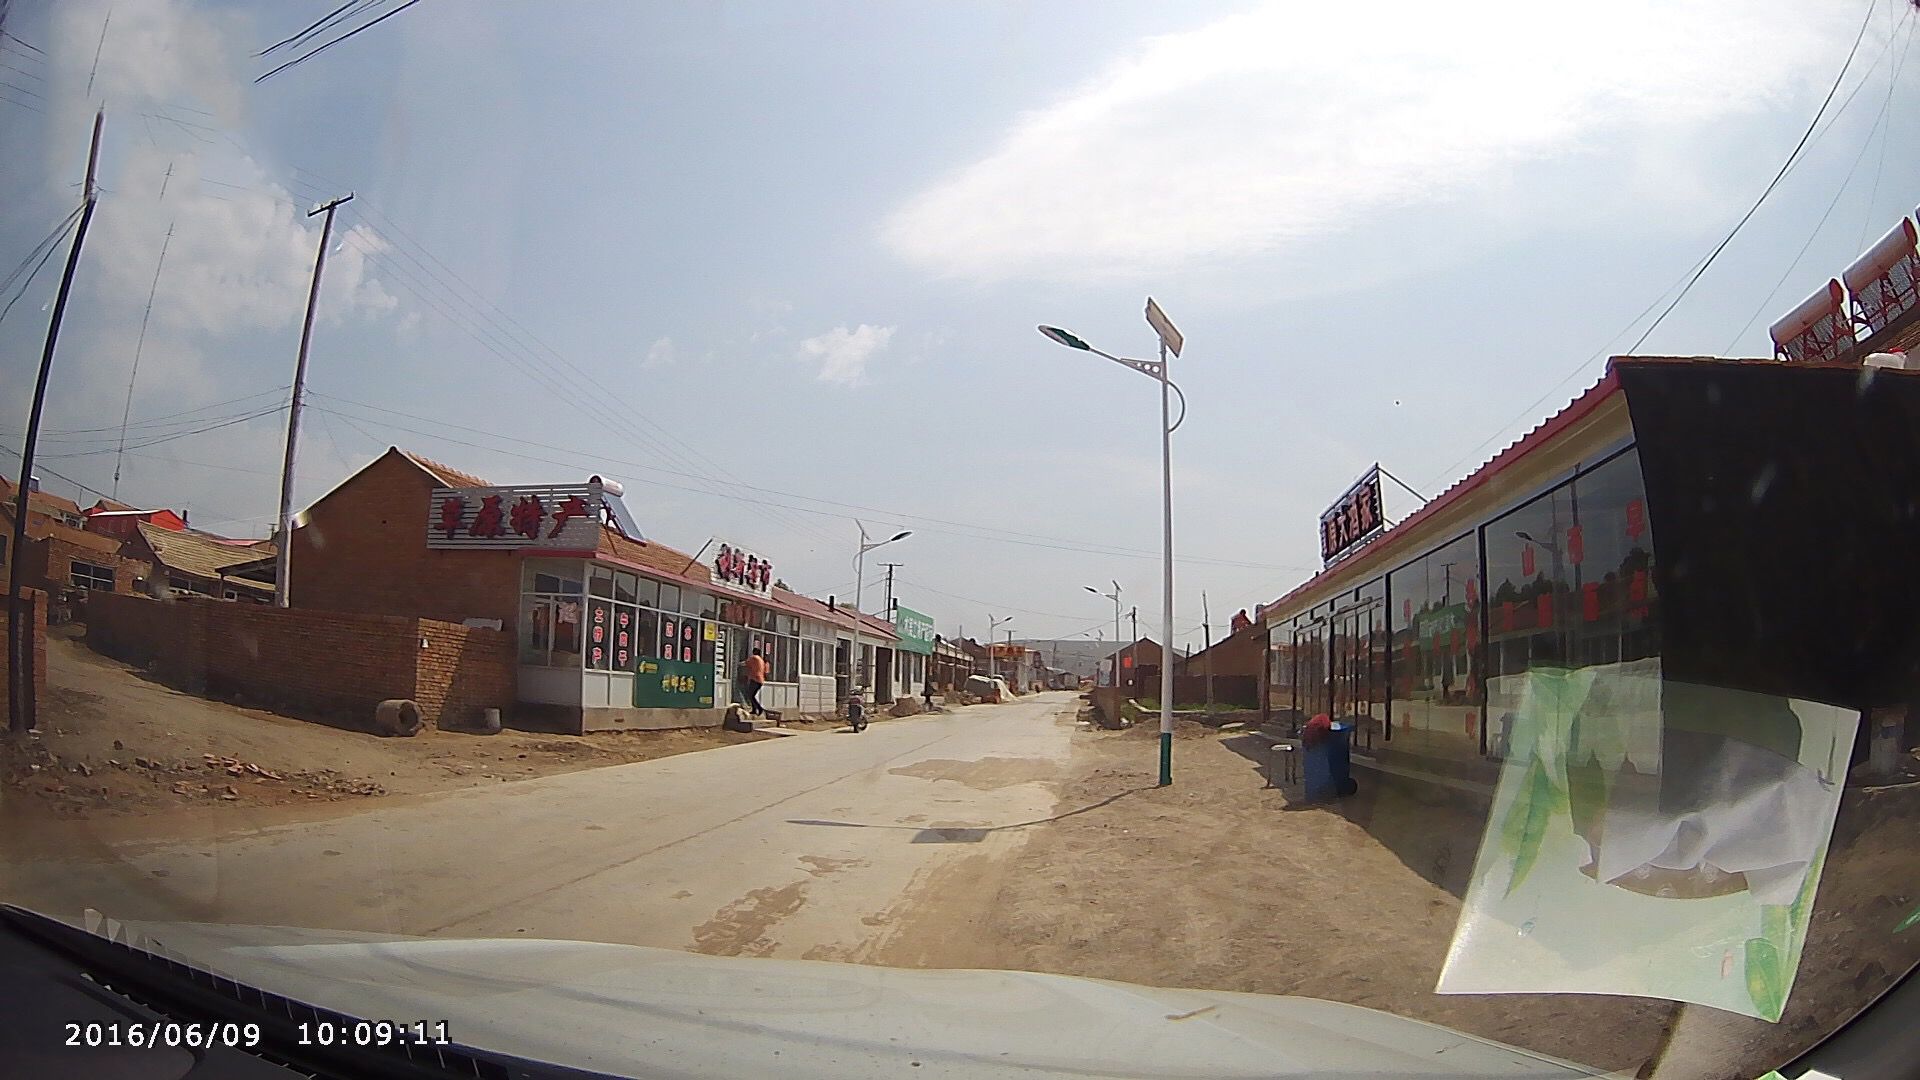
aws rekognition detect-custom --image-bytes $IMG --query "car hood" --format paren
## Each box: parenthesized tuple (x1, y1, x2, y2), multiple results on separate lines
(100, 913, 1600, 1079)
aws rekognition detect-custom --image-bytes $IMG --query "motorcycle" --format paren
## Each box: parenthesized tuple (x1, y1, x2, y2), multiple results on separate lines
(847, 686, 868, 733)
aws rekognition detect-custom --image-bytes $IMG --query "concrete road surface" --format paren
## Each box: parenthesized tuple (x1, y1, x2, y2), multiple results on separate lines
(2, 693, 1080, 962)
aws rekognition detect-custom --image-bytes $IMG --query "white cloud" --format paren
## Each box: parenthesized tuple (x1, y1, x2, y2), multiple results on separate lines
(882, 0, 1842, 284)
(644, 335, 676, 367)
(799, 324, 896, 386)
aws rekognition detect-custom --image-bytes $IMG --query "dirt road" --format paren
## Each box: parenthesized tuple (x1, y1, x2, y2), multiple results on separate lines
(879, 709, 1920, 1079)
(0, 632, 772, 819)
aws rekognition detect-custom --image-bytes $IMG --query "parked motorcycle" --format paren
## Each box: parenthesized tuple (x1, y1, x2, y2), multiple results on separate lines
(847, 686, 868, 733)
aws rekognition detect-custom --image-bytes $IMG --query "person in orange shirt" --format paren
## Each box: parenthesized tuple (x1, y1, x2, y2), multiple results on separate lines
(739, 648, 768, 716)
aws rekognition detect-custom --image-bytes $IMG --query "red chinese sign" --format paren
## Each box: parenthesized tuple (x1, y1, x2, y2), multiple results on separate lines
(1566, 524, 1584, 566)
(711, 541, 774, 597)
(1625, 499, 1646, 541)
(1521, 545, 1536, 577)
(1320, 466, 1386, 566)
(471, 495, 506, 539)
(427, 485, 604, 549)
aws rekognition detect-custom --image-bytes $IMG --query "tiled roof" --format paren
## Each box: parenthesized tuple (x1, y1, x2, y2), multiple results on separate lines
(0, 477, 82, 520)
(768, 587, 899, 639)
(137, 522, 277, 590)
(399, 448, 492, 490)
(598, 527, 713, 586)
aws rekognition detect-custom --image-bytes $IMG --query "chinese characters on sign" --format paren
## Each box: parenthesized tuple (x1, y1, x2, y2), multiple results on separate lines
(708, 540, 774, 598)
(426, 485, 605, 549)
(633, 656, 715, 709)
(1319, 466, 1386, 567)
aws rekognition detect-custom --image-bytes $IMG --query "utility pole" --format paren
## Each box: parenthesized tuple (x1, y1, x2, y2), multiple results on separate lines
(272, 192, 352, 609)
(114, 222, 173, 500)
(1202, 590, 1213, 707)
(879, 562, 901, 615)
(10, 109, 103, 734)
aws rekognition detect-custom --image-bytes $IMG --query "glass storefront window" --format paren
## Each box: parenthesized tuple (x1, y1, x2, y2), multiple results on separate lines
(633, 576, 660, 608)
(613, 571, 638, 604)
(1387, 531, 1482, 764)
(589, 565, 614, 598)
(1567, 450, 1660, 668)
(659, 583, 681, 612)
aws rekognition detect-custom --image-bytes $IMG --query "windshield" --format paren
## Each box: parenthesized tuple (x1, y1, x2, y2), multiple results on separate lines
(3, 2, 1919, 1078)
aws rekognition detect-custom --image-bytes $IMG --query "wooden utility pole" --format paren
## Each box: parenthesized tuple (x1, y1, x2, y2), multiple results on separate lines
(879, 561, 901, 615)
(10, 109, 103, 734)
(272, 193, 352, 608)
(1202, 590, 1213, 707)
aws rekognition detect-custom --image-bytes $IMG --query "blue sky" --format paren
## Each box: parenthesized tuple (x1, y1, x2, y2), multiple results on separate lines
(0, 0, 1912, 653)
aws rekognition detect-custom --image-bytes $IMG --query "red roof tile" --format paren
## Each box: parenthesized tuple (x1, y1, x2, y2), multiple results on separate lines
(399, 449, 493, 490)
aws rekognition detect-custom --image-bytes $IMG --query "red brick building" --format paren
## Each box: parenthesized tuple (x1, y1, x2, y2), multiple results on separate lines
(0, 502, 152, 602)
(285, 447, 899, 732)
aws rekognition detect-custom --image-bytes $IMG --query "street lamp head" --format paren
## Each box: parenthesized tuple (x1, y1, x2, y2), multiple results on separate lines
(1038, 325, 1092, 351)
(888, 530, 912, 544)
(1084, 586, 1100, 595)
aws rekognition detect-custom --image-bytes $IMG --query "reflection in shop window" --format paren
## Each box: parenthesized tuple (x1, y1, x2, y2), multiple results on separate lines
(1387, 531, 1482, 763)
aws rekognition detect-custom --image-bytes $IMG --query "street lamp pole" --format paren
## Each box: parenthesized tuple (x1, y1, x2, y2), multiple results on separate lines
(850, 522, 911, 710)
(1085, 582, 1122, 686)
(1042, 309, 1184, 787)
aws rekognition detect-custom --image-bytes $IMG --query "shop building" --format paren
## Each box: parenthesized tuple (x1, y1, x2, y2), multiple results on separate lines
(286, 447, 905, 732)
(1256, 353, 1920, 793)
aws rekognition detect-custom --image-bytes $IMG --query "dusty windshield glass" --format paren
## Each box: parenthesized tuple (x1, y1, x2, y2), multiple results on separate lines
(3, 2, 1918, 1078)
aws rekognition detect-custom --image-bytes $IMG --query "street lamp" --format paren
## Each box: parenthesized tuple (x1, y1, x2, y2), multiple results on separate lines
(988, 613, 1013, 682)
(1085, 582, 1122, 687)
(1044, 309, 1185, 787)
(851, 521, 910, 708)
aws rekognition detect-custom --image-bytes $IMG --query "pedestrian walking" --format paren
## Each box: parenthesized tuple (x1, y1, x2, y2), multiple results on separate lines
(739, 648, 768, 716)
(923, 678, 936, 710)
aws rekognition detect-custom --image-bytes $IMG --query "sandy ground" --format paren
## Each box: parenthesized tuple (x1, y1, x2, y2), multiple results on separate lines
(0, 631, 773, 819)
(877, 706, 1920, 1080)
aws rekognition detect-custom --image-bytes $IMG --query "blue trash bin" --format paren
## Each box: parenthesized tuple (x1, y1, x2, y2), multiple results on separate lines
(1302, 721, 1357, 802)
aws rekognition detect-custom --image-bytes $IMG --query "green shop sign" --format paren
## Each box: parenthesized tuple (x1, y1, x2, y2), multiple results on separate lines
(893, 604, 936, 655)
(633, 655, 715, 709)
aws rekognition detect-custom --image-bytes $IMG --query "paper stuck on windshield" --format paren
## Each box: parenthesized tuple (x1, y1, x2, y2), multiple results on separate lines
(1437, 661, 1850, 1021)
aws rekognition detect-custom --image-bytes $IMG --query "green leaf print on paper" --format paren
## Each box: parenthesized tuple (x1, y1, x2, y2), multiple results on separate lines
(1501, 757, 1558, 898)
(1896, 902, 1920, 935)
(1746, 937, 1787, 1022)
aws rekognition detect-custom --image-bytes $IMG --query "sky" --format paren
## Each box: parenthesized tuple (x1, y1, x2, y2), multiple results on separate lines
(0, 0, 1913, 655)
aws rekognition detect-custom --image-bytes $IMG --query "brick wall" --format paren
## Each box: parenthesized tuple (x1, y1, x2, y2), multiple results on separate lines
(414, 619, 517, 725)
(86, 591, 515, 727)
(289, 449, 521, 626)
(2, 588, 48, 705)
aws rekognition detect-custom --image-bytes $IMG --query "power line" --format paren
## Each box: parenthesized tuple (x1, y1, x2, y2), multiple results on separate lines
(1859, 10, 1916, 248)
(307, 392, 1301, 570)
(1420, 0, 1887, 495)
(0, 206, 80, 330)
(0, 387, 290, 440)
(258, 0, 364, 56)
(40, 406, 285, 459)
(1, 30, 45, 57)
(257, 0, 424, 84)
(1623, 0, 1879, 355)
(280, 172, 844, 551)
(1722, 15, 1914, 354)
